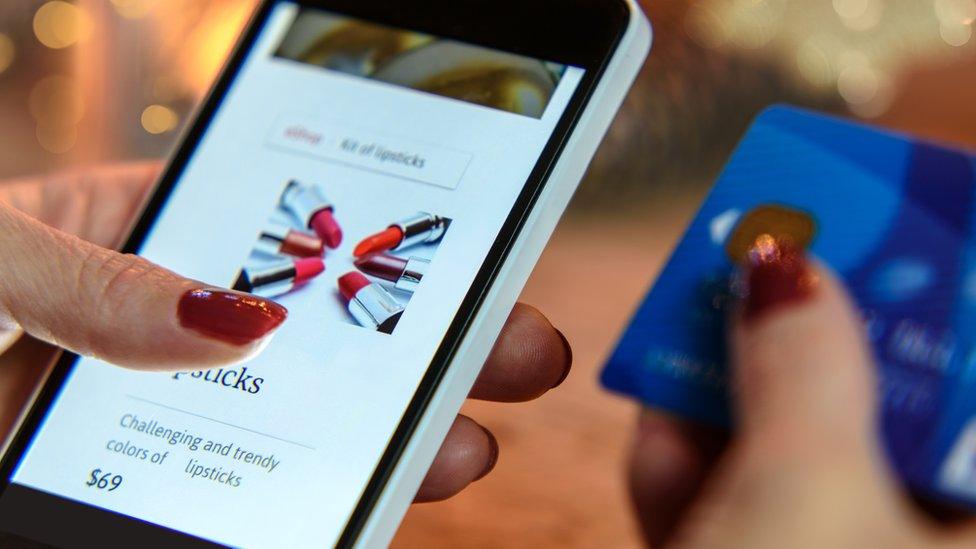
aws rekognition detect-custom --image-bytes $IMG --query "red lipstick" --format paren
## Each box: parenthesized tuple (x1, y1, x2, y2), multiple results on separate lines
(338, 271, 404, 334)
(233, 257, 325, 298)
(255, 222, 324, 257)
(280, 180, 343, 248)
(353, 227, 402, 258)
(354, 253, 429, 293)
(353, 212, 448, 257)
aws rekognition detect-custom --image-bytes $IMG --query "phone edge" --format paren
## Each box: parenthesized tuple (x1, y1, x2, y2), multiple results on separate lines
(353, 3, 653, 547)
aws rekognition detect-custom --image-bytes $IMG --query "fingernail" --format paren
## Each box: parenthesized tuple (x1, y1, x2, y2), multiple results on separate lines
(551, 328, 573, 389)
(178, 289, 288, 346)
(743, 235, 817, 322)
(474, 425, 499, 482)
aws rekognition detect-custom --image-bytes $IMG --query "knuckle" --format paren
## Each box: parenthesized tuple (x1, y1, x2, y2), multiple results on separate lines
(73, 248, 175, 355)
(81, 250, 159, 312)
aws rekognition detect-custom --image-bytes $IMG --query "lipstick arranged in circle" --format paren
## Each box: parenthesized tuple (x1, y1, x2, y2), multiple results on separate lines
(355, 253, 429, 293)
(279, 179, 343, 248)
(353, 212, 449, 257)
(233, 257, 325, 298)
(338, 272, 404, 334)
(254, 222, 324, 258)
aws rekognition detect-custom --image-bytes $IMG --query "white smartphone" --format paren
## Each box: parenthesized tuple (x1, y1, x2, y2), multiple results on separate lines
(0, 1, 650, 546)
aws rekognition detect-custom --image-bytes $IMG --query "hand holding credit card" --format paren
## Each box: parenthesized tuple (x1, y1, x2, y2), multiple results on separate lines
(603, 106, 976, 510)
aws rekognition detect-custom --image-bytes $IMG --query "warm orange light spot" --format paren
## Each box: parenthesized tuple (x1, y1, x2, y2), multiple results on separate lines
(181, 4, 254, 94)
(141, 104, 179, 134)
(29, 75, 85, 125)
(110, 0, 153, 19)
(33, 1, 92, 49)
(940, 21, 973, 46)
(0, 34, 14, 75)
(36, 123, 77, 154)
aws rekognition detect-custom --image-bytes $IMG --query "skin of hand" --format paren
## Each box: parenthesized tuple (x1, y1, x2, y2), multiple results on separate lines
(629, 241, 976, 549)
(0, 161, 572, 503)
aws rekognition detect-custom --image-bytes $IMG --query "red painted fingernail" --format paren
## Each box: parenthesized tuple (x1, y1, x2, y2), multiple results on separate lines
(551, 329, 573, 389)
(744, 235, 817, 322)
(178, 289, 288, 346)
(474, 425, 499, 482)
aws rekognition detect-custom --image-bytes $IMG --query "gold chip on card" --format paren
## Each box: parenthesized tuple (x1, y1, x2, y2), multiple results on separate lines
(725, 204, 817, 264)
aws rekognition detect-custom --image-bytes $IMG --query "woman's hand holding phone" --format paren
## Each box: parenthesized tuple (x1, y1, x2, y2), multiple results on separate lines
(0, 162, 572, 502)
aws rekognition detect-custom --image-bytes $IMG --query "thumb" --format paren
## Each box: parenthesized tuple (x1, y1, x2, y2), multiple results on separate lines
(0, 201, 287, 371)
(730, 238, 876, 452)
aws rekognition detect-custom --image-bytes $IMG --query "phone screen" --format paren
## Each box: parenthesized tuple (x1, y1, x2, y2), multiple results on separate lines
(0, 3, 589, 547)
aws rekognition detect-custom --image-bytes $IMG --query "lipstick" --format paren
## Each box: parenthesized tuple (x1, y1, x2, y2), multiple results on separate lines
(353, 212, 449, 257)
(338, 272, 404, 334)
(254, 222, 324, 258)
(233, 257, 325, 298)
(279, 179, 343, 248)
(354, 253, 428, 293)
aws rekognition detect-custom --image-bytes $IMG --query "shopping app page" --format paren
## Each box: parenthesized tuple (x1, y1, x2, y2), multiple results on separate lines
(9, 4, 584, 547)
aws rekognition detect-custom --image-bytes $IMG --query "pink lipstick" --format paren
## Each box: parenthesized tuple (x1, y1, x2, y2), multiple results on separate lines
(233, 257, 325, 298)
(354, 253, 428, 293)
(338, 271, 404, 334)
(279, 179, 343, 248)
(353, 212, 448, 257)
(254, 222, 324, 257)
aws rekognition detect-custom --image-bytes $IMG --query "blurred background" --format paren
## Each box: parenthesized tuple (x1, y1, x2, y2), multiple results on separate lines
(1, 0, 975, 546)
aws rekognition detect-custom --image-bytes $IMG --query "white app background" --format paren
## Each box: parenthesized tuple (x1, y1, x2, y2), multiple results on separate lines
(10, 3, 583, 547)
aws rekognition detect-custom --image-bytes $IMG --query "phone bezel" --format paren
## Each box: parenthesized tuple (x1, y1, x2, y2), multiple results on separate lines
(0, 0, 630, 546)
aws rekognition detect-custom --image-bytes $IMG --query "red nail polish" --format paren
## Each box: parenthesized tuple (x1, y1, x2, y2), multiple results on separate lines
(178, 289, 288, 346)
(744, 235, 817, 322)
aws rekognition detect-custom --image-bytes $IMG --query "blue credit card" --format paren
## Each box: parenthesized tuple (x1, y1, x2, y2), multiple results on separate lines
(602, 106, 976, 509)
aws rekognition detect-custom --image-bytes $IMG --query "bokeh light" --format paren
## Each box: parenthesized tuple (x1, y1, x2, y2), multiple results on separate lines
(29, 75, 85, 155)
(836, 50, 894, 117)
(0, 34, 15, 76)
(941, 21, 974, 46)
(685, 3, 729, 49)
(35, 122, 77, 154)
(0, 0, 260, 171)
(833, 0, 884, 31)
(935, 0, 976, 24)
(110, 0, 153, 20)
(141, 104, 179, 134)
(936, 0, 976, 46)
(728, 0, 784, 49)
(684, 0, 976, 118)
(33, 1, 92, 50)
(796, 37, 836, 87)
(29, 75, 85, 125)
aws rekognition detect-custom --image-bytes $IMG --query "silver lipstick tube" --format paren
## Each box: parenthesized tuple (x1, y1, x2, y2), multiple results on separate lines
(233, 261, 298, 298)
(348, 284, 404, 334)
(253, 222, 291, 257)
(395, 256, 429, 293)
(393, 212, 449, 250)
(280, 179, 334, 228)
